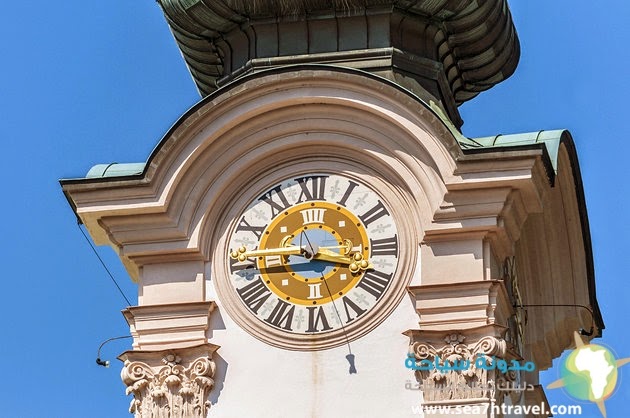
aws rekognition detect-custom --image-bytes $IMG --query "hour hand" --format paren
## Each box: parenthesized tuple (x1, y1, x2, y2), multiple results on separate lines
(312, 248, 373, 274)
(230, 236, 305, 261)
(230, 245, 304, 261)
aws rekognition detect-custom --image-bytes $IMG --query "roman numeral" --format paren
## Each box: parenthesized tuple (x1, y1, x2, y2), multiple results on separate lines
(258, 185, 291, 217)
(307, 283, 323, 299)
(295, 175, 328, 202)
(300, 208, 326, 225)
(229, 255, 256, 275)
(265, 255, 283, 267)
(341, 296, 366, 323)
(265, 299, 295, 331)
(359, 200, 389, 226)
(370, 234, 398, 257)
(356, 269, 392, 300)
(236, 278, 271, 314)
(306, 306, 332, 333)
(336, 180, 359, 207)
(235, 216, 266, 240)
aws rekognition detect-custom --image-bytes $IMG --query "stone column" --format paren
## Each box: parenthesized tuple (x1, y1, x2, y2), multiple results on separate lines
(405, 279, 525, 417)
(119, 301, 219, 417)
(404, 182, 547, 416)
(119, 343, 219, 418)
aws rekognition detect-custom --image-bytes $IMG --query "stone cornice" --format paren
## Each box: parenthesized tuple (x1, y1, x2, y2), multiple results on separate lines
(406, 280, 514, 331)
(123, 301, 216, 350)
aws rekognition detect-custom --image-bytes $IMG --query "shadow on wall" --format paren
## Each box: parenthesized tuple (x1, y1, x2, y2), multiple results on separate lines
(209, 352, 228, 406)
(207, 304, 226, 340)
(207, 306, 227, 404)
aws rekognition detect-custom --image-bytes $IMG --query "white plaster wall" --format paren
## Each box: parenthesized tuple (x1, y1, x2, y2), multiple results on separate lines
(205, 271, 423, 418)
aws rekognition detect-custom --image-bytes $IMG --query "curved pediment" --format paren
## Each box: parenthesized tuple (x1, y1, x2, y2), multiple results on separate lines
(61, 66, 464, 277)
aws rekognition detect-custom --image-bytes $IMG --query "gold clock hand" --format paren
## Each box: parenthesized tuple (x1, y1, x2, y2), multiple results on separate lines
(230, 245, 305, 261)
(312, 248, 373, 274)
(311, 248, 352, 264)
(318, 239, 353, 255)
(229, 235, 307, 262)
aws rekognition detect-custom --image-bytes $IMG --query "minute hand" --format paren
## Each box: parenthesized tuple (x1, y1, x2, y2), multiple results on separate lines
(230, 245, 304, 261)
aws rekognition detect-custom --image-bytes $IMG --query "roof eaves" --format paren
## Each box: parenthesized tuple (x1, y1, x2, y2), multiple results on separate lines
(460, 129, 603, 336)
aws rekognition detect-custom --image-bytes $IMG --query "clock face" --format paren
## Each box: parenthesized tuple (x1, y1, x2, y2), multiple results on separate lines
(227, 173, 399, 338)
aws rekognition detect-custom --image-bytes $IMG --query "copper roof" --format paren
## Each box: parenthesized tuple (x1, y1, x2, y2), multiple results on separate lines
(157, 0, 520, 105)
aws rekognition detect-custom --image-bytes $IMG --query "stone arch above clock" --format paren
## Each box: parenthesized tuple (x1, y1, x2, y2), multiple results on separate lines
(66, 66, 466, 278)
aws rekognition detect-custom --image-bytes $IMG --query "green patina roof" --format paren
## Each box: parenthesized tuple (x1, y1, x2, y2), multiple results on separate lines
(86, 163, 145, 178)
(84, 130, 566, 179)
(157, 0, 520, 105)
(459, 130, 564, 172)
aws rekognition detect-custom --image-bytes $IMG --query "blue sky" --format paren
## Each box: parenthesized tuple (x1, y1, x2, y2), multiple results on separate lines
(0, 1, 627, 417)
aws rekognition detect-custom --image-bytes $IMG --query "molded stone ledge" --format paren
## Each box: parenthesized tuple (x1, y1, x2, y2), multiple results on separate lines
(123, 301, 216, 350)
(407, 280, 513, 331)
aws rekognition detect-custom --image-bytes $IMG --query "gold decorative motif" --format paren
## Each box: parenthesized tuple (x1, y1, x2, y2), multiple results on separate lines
(232, 199, 376, 306)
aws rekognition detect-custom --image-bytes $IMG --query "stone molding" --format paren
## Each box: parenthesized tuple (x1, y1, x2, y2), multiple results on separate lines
(119, 344, 219, 418)
(407, 280, 514, 331)
(123, 301, 216, 350)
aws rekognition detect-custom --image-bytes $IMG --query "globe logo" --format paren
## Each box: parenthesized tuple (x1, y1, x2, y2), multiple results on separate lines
(562, 345, 617, 401)
(548, 332, 630, 417)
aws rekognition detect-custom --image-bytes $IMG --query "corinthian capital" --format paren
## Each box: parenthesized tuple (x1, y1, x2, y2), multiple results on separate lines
(405, 325, 521, 404)
(119, 343, 219, 418)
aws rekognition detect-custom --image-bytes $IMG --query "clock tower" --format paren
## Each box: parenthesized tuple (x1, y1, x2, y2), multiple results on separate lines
(61, 1, 603, 417)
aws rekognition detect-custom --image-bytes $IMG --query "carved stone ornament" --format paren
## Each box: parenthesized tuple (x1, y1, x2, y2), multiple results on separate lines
(408, 329, 520, 405)
(119, 344, 219, 418)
